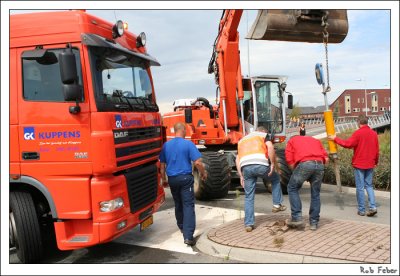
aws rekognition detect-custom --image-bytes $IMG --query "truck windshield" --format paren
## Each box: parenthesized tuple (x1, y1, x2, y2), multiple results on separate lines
(88, 46, 158, 112)
(255, 81, 283, 134)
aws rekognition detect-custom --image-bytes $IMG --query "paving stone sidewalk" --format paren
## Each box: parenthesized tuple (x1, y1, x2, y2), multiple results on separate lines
(207, 214, 390, 263)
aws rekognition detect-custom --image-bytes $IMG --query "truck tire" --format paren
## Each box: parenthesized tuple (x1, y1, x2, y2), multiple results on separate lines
(10, 191, 43, 263)
(194, 151, 231, 200)
(262, 148, 292, 195)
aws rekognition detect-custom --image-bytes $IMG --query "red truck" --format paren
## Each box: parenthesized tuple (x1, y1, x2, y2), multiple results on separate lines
(9, 10, 165, 263)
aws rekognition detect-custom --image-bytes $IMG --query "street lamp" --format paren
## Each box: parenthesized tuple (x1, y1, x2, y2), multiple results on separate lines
(356, 78, 369, 116)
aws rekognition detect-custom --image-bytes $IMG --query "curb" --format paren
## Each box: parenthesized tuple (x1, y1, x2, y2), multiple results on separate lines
(195, 228, 359, 264)
(319, 183, 390, 199)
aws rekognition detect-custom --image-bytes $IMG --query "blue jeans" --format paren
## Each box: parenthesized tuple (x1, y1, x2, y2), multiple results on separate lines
(354, 168, 376, 213)
(287, 161, 324, 225)
(242, 164, 283, 227)
(168, 174, 196, 241)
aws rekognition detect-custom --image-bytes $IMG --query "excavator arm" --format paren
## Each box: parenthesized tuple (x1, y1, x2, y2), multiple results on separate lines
(209, 9, 348, 139)
(208, 10, 244, 133)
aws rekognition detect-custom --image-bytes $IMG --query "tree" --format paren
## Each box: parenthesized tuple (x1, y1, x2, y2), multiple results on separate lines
(290, 104, 302, 120)
(333, 102, 341, 120)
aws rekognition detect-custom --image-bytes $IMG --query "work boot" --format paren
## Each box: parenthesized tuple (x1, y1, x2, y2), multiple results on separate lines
(366, 209, 377, 217)
(272, 204, 287, 213)
(310, 224, 318, 231)
(286, 219, 304, 228)
(245, 225, 254, 232)
(184, 239, 196, 246)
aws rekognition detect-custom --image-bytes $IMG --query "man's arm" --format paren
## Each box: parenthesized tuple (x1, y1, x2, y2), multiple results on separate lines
(375, 135, 380, 166)
(235, 155, 244, 187)
(319, 141, 329, 165)
(160, 162, 167, 185)
(285, 141, 295, 170)
(328, 132, 359, 149)
(194, 158, 208, 181)
(266, 141, 276, 176)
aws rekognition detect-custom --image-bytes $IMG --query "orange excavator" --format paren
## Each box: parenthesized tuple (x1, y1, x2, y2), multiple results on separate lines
(162, 10, 349, 200)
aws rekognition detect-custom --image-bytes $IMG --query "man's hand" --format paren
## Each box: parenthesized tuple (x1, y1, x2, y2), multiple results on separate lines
(200, 171, 208, 181)
(240, 176, 244, 188)
(327, 134, 336, 141)
(268, 164, 274, 176)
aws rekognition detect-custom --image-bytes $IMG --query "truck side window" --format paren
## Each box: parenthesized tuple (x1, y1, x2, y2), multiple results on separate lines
(22, 48, 83, 102)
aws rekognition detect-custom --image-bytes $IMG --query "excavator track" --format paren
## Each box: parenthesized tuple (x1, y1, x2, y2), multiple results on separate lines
(193, 151, 231, 200)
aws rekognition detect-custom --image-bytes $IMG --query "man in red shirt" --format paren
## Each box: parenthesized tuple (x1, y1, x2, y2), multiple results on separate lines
(285, 135, 328, 230)
(328, 114, 379, 217)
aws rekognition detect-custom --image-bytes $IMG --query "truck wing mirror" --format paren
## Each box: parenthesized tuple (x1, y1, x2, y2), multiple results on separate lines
(59, 46, 83, 113)
(287, 94, 293, 109)
(63, 83, 82, 101)
(59, 48, 78, 84)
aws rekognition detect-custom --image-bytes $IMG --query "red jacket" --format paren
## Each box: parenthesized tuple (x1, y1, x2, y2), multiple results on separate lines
(285, 136, 328, 168)
(334, 125, 379, 169)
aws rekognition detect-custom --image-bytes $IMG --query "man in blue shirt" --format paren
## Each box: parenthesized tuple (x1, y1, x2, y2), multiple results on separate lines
(159, 122, 207, 246)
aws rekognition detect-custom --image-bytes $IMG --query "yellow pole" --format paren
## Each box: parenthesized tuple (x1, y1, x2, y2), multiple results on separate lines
(323, 110, 342, 193)
(324, 110, 337, 153)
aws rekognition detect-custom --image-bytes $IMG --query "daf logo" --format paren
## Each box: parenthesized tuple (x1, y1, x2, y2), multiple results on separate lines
(23, 127, 35, 140)
(114, 131, 128, 138)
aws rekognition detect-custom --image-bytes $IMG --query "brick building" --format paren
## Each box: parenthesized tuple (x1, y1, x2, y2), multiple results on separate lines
(329, 89, 391, 118)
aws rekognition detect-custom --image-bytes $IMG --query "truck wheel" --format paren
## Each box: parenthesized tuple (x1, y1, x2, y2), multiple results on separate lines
(194, 151, 231, 200)
(275, 148, 291, 194)
(262, 149, 291, 194)
(10, 191, 43, 263)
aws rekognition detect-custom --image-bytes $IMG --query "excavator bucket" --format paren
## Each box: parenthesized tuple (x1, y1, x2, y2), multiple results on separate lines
(246, 10, 349, 43)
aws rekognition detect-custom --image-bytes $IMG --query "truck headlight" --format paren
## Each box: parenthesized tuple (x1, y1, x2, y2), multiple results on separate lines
(113, 20, 124, 38)
(100, 197, 124, 212)
(136, 32, 146, 47)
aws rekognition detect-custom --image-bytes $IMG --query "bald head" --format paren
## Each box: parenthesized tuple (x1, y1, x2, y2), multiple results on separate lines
(174, 122, 187, 137)
(256, 126, 268, 133)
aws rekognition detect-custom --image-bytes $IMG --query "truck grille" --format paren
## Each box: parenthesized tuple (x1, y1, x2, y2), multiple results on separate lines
(114, 127, 162, 168)
(124, 163, 158, 213)
(116, 141, 161, 158)
(113, 127, 161, 144)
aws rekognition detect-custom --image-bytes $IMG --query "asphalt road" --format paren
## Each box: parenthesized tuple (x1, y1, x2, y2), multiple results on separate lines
(9, 181, 390, 266)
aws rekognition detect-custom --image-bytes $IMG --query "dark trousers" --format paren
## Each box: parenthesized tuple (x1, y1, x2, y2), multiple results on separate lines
(168, 174, 196, 241)
(287, 161, 324, 225)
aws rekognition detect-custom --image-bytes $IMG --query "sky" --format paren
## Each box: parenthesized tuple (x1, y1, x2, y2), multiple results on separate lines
(1, 1, 399, 276)
(5, 5, 394, 115)
(88, 8, 392, 115)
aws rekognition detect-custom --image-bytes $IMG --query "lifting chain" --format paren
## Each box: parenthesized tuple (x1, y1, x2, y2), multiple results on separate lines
(322, 12, 331, 93)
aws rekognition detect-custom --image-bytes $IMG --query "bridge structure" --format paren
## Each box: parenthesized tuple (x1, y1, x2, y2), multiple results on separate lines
(285, 113, 391, 140)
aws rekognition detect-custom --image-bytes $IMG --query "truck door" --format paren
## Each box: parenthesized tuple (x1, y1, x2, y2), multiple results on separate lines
(17, 44, 92, 218)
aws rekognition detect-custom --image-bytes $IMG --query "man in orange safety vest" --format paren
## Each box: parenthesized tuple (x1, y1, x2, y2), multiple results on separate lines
(236, 126, 286, 232)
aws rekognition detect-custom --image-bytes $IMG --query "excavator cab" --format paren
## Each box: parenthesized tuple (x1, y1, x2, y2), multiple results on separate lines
(242, 76, 288, 143)
(246, 10, 348, 43)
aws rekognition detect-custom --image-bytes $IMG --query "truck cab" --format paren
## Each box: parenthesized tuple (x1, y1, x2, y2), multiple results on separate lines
(9, 10, 165, 263)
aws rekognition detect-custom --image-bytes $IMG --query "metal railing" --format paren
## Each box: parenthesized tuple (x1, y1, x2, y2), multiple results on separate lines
(285, 113, 391, 139)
